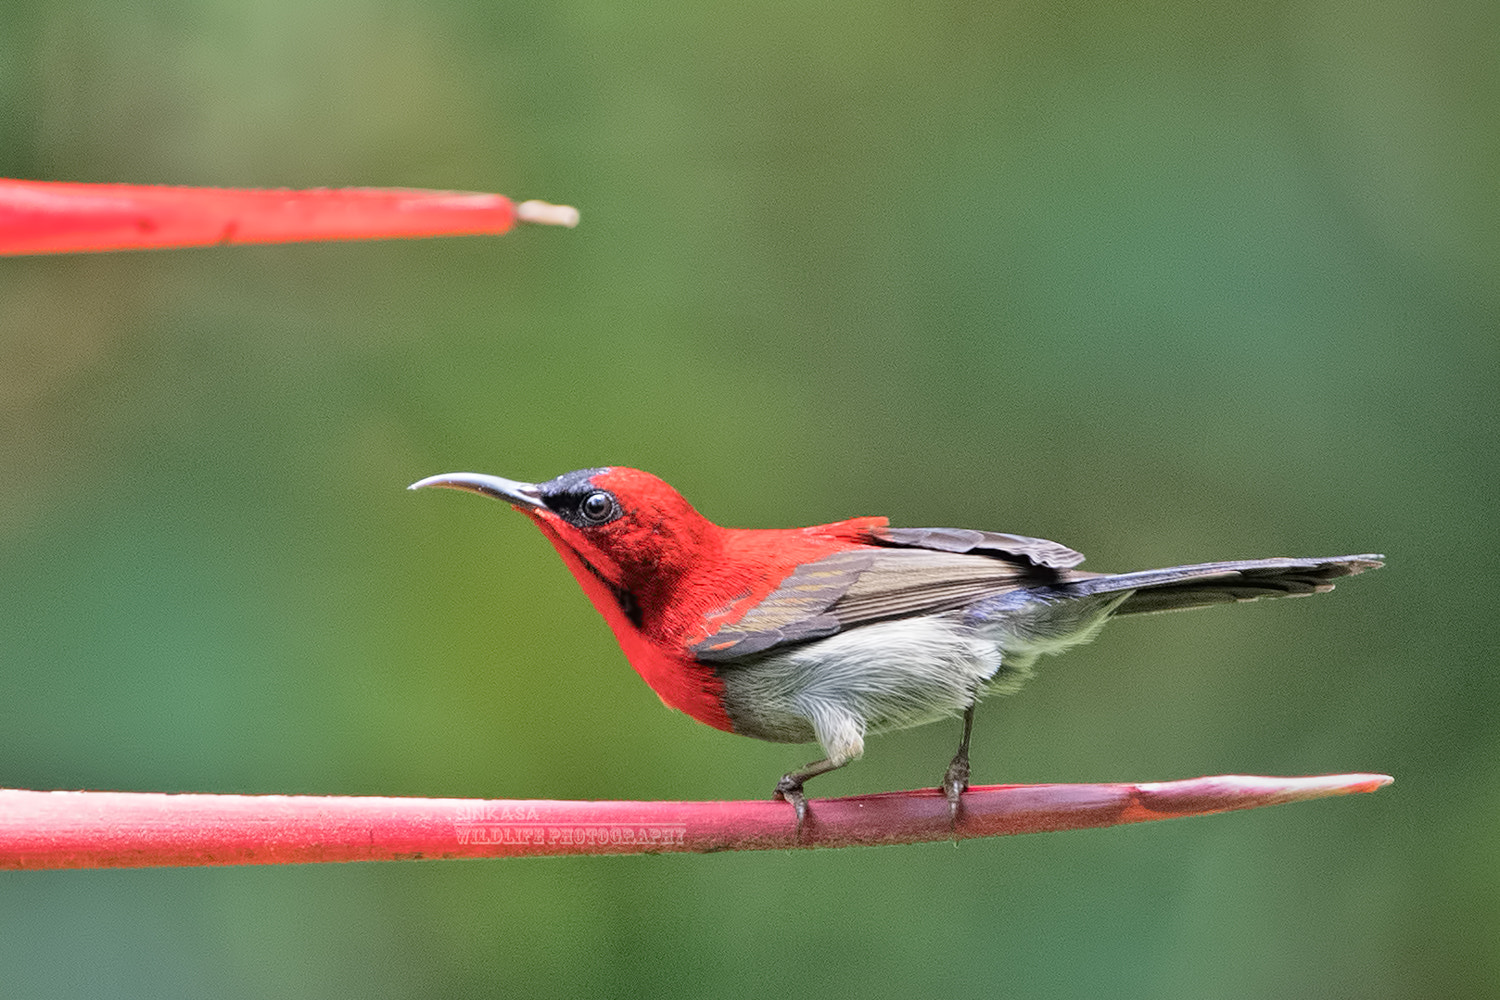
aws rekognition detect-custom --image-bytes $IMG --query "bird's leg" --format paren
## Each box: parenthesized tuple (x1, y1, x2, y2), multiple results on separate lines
(941, 703, 976, 824)
(774, 757, 848, 835)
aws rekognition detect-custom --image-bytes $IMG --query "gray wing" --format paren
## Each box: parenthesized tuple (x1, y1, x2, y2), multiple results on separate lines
(690, 535, 1073, 663)
(868, 525, 1086, 569)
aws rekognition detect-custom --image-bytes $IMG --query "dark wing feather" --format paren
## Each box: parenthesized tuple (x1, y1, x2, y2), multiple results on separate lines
(868, 525, 1086, 569)
(691, 545, 1055, 663)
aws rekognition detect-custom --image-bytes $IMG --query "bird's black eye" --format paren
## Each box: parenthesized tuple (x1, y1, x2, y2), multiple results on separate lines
(579, 490, 615, 525)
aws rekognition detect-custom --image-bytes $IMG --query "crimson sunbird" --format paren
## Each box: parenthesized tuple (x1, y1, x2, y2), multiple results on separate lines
(411, 467, 1381, 827)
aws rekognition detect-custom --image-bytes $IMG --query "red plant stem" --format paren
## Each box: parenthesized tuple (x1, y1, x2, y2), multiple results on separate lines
(0, 774, 1391, 869)
(0, 179, 578, 255)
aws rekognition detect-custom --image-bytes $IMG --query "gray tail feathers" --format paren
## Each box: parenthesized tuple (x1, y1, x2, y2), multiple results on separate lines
(1060, 554, 1384, 616)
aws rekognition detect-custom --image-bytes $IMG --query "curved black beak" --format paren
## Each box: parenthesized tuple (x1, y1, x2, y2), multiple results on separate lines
(407, 472, 547, 510)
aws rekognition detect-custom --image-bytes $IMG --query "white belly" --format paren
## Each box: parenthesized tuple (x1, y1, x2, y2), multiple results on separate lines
(713, 592, 1126, 765)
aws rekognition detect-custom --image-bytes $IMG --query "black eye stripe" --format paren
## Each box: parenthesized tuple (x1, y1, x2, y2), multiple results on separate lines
(552, 489, 619, 527)
(535, 471, 622, 528)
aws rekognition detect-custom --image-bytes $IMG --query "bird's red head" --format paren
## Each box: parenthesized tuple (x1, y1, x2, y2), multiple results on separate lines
(409, 467, 721, 601)
(411, 466, 739, 729)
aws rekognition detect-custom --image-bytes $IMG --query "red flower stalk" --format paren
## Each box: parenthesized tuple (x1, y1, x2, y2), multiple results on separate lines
(0, 179, 578, 255)
(0, 773, 1391, 869)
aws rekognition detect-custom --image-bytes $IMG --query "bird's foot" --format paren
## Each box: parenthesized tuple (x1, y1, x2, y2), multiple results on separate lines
(774, 774, 808, 837)
(941, 753, 971, 829)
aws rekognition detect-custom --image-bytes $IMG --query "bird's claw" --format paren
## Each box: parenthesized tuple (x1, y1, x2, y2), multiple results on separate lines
(774, 775, 808, 837)
(941, 754, 971, 828)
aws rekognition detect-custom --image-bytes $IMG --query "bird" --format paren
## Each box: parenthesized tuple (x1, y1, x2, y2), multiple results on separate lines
(409, 466, 1382, 829)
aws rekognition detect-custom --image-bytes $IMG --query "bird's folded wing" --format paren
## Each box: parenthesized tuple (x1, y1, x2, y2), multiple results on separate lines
(865, 525, 1086, 569)
(691, 544, 1057, 662)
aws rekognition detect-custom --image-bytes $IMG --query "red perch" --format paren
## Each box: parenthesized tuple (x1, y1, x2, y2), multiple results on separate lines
(0, 179, 578, 254)
(0, 774, 1391, 869)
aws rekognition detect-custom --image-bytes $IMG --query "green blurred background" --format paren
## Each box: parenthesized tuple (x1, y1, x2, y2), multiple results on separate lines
(2, 0, 1495, 996)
